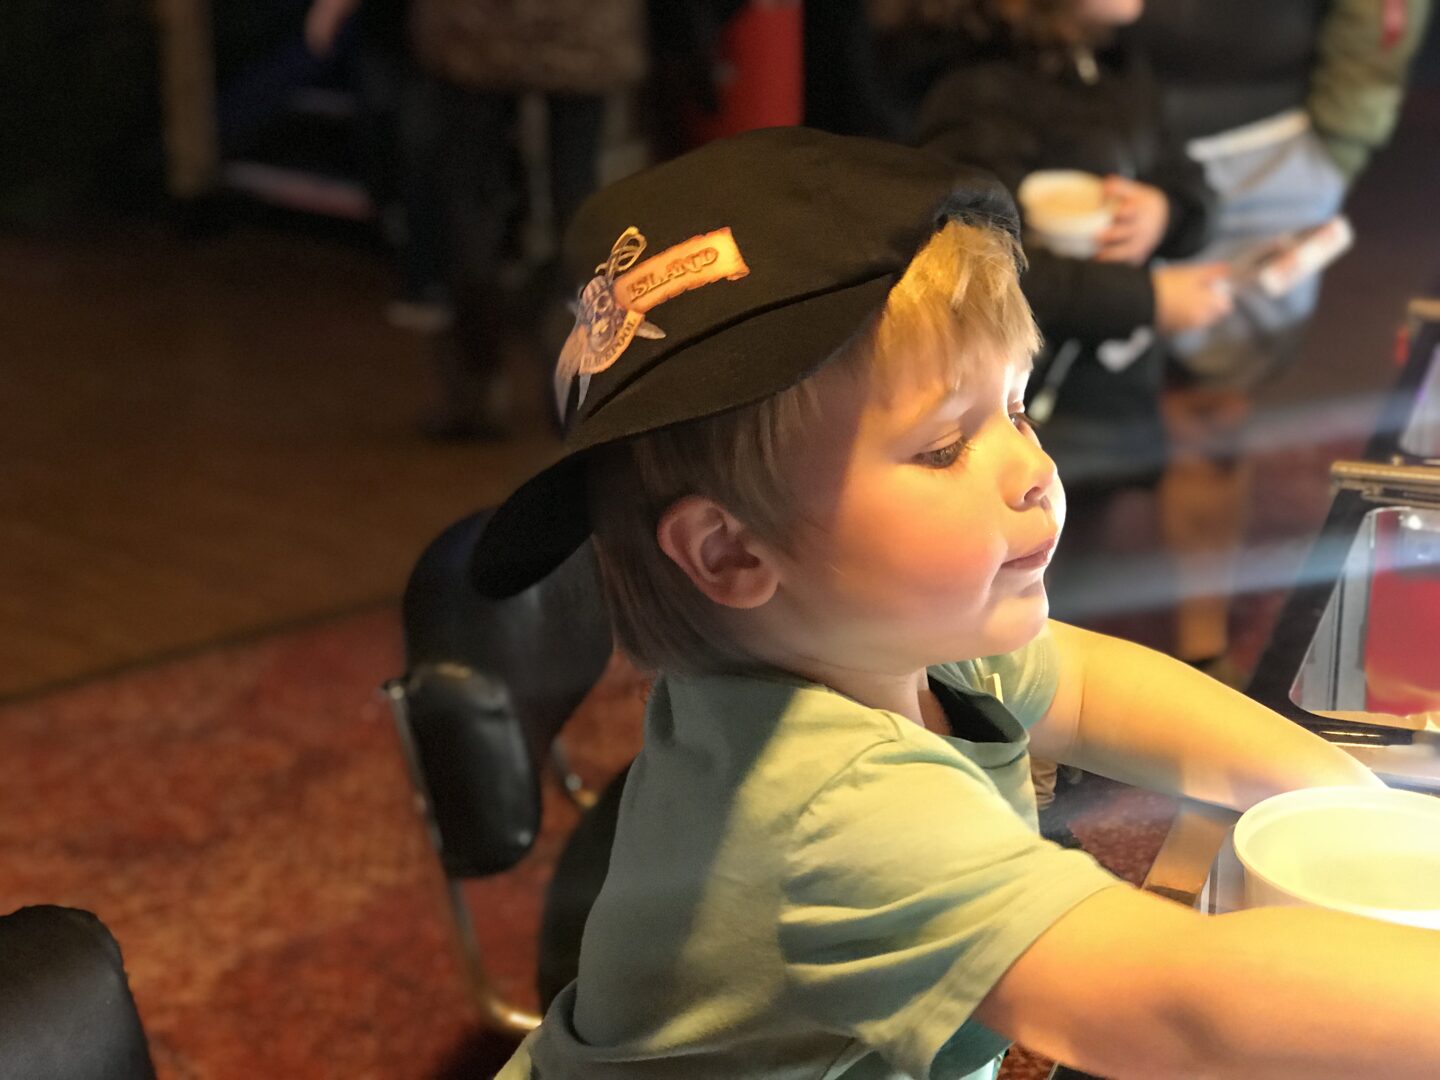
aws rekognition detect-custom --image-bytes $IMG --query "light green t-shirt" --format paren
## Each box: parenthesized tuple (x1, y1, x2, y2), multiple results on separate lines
(498, 628, 1123, 1080)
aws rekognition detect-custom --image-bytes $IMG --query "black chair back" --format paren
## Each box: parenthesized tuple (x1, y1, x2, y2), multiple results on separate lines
(396, 508, 613, 876)
(0, 905, 156, 1080)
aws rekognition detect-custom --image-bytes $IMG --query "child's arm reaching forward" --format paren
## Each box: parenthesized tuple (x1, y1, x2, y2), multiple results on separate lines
(1029, 619, 1381, 810)
(993, 622, 1433, 1076)
(974, 880, 1440, 1078)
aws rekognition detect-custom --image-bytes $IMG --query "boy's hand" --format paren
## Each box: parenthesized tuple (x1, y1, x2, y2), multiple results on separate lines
(1153, 263, 1234, 334)
(1095, 177, 1170, 265)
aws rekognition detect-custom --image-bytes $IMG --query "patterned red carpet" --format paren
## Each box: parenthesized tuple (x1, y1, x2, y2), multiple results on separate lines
(1, 611, 477, 1077)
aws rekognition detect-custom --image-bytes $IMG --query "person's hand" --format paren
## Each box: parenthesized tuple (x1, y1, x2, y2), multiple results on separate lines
(1096, 176, 1170, 265)
(1152, 263, 1233, 334)
(305, 0, 360, 56)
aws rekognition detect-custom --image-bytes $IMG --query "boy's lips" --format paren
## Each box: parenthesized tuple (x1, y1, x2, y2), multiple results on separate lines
(1002, 535, 1058, 571)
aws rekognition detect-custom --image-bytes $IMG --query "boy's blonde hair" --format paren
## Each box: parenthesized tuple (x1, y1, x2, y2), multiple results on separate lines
(587, 220, 1040, 674)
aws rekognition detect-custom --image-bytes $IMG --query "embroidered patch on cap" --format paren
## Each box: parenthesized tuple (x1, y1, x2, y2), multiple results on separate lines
(554, 226, 750, 420)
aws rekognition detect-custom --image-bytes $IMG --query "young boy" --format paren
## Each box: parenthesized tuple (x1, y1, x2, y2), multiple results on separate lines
(474, 128, 1434, 1079)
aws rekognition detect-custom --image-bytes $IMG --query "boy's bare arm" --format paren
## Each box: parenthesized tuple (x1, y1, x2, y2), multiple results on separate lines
(976, 884, 1440, 1079)
(1029, 620, 1379, 810)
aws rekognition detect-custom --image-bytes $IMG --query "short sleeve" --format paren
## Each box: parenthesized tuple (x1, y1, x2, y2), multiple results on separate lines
(779, 738, 1122, 1079)
(933, 624, 1060, 730)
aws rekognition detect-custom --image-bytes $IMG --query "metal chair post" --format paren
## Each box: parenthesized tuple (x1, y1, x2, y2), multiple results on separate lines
(384, 679, 542, 1033)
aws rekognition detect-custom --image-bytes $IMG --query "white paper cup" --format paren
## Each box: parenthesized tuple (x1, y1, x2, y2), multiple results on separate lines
(1017, 170, 1112, 258)
(1233, 786, 1440, 929)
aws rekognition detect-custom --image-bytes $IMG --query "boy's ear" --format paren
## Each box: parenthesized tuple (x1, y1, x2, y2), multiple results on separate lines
(655, 496, 779, 610)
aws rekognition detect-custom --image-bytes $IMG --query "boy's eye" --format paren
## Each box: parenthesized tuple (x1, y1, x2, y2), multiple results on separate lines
(914, 438, 969, 469)
(1011, 408, 1038, 433)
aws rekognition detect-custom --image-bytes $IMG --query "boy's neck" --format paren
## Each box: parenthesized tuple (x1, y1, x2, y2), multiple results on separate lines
(781, 661, 933, 729)
(735, 631, 936, 729)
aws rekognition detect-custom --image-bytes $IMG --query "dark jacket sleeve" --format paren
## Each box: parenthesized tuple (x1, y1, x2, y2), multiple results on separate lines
(1135, 80, 1217, 261)
(1141, 148, 1216, 260)
(1021, 247, 1155, 345)
(1113, 43, 1217, 260)
(914, 64, 1035, 191)
(918, 64, 1158, 344)
(1309, 0, 1433, 181)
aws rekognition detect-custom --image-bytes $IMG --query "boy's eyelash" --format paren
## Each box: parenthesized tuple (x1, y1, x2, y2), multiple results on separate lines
(915, 409, 1034, 468)
(914, 438, 971, 468)
(1013, 408, 1039, 431)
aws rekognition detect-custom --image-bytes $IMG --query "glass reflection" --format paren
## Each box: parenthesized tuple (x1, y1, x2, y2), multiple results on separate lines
(1292, 506, 1440, 718)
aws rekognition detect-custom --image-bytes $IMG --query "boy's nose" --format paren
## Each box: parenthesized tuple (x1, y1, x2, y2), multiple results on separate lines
(1009, 432, 1059, 510)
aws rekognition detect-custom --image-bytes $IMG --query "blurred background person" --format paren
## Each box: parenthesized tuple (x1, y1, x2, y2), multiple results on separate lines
(409, 0, 647, 439)
(875, 0, 1226, 598)
(1134, 0, 1433, 670)
(310, 0, 648, 439)
(871, 0, 1229, 837)
(306, 0, 450, 334)
(803, 0, 895, 137)
(905, 0, 1226, 502)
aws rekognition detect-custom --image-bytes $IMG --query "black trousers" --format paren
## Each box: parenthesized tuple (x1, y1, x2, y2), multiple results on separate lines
(433, 83, 606, 377)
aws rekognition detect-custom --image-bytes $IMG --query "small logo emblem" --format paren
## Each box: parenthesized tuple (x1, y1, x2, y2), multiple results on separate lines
(554, 226, 750, 421)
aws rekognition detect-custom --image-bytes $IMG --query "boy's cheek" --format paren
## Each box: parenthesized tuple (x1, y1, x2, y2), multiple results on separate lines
(814, 526, 991, 604)
(876, 538, 1002, 602)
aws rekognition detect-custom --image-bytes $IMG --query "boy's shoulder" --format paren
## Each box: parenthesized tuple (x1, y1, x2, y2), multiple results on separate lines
(660, 669, 918, 755)
(656, 626, 1055, 753)
(654, 670, 947, 802)
(641, 630, 1055, 822)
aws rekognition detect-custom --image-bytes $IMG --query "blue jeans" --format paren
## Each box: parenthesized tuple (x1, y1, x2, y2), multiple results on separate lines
(1169, 115, 1349, 389)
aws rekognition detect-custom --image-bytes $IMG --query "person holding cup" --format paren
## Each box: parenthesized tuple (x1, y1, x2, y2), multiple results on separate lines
(886, 0, 1233, 484)
(872, 0, 1231, 834)
(1013, 165, 1230, 339)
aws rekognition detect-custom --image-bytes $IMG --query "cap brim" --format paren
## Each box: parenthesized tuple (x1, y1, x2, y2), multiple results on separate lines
(470, 451, 592, 600)
(470, 273, 897, 598)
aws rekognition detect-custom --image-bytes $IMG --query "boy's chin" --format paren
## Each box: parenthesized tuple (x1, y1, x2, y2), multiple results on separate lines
(924, 597, 1049, 666)
(979, 593, 1050, 656)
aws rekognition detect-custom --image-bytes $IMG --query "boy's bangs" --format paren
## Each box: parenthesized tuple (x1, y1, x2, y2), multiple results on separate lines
(861, 221, 1040, 403)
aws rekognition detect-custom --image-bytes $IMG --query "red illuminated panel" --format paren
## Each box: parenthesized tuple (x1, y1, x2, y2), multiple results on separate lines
(1364, 511, 1440, 715)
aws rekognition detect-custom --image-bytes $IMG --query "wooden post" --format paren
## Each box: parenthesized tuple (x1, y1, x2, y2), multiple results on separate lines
(154, 0, 219, 198)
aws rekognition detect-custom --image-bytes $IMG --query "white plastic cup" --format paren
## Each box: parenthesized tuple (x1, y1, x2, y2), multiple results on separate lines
(1016, 170, 1113, 259)
(1233, 786, 1440, 929)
